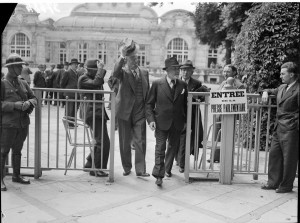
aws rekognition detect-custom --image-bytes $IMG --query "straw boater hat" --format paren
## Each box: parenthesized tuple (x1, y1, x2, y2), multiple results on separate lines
(4, 53, 25, 67)
(119, 38, 139, 56)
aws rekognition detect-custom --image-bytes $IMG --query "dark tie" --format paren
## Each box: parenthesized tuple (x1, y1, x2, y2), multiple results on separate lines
(282, 85, 288, 98)
(171, 80, 175, 97)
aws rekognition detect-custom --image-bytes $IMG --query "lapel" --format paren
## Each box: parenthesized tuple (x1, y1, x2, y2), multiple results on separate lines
(70, 69, 78, 79)
(279, 83, 296, 104)
(160, 77, 173, 102)
(139, 68, 148, 100)
(173, 80, 182, 102)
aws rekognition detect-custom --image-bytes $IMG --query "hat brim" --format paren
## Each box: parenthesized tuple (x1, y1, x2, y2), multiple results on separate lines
(4, 61, 25, 67)
(163, 64, 181, 70)
(180, 65, 195, 69)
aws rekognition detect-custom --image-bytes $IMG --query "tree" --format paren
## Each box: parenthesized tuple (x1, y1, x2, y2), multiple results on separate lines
(234, 2, 300, 93)
(193, 3, 253, 64)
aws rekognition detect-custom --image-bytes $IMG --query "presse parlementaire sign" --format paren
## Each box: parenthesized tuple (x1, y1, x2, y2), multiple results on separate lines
(210, 89, 248, 114)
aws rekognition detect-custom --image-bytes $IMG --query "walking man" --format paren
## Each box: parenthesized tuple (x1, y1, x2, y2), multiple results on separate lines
(1, 54, 37, 191)
(146, 56, 188, 186)
(113, 38, 150, 177)
(261, 62, 299, 193)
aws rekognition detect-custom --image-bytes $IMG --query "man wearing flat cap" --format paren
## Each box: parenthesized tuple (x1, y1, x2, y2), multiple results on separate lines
(78, 59, 110, 177)
(176, 60, 209, 173)
(60, 58, 80, 128)
(146, 56, 188, 186)
(1, 53, 37, 191)
(113, 38, 150, 177)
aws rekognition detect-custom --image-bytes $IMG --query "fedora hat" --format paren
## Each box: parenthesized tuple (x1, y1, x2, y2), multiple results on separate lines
(119, 38, 139, 56)
(180, 60, 195, 69)
(69, 58, 79, 65)
(4, 53, 25, 67)
(85, 59, 99, 70)
(163, 56, 181, 70)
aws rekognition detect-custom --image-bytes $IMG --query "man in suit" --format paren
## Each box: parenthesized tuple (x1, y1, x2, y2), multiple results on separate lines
(78, 59, 109, 177)
(60, 58, 79, 128)
(113, 38, 150, 177)
(261, 62, 299, 193)
(146, 56, 188, 186)
(176, 60, 209, 173)
(45, 64, 55, 105)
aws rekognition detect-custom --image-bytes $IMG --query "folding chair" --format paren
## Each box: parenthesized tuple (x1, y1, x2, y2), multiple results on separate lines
(62, 116, 95, 175)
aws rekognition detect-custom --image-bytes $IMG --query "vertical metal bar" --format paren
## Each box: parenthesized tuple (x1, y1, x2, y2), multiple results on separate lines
(56, 93, 60, 168)
(26, 125, 29, 167)
(236, 114, 241, 171)
(240, 114, 245, 171)
(47, 97, 51, 168)
(194, 102, 199, 170)
(65, 96, 68, 170)
(264, 97, 272, 173)
(202, 94, 209, 170)
(253, 97, 260, 179)
(101, 93, 104, 169)
(219, 114, 235, 184)
(108, 92, 115, 182)
(34, 89, 42, 179)
(74, 94, 78, 169)
(184, 94, 193, 183)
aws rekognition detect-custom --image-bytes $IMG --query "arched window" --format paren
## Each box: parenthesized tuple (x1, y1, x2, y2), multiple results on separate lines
(10, 33, 31, 60)
(167, 38, 188, 64)
(97, 43, 107, 64)
(78, 43, 88, 63)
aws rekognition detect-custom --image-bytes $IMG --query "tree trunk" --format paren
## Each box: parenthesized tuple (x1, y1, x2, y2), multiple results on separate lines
(225, 40, 232, 64)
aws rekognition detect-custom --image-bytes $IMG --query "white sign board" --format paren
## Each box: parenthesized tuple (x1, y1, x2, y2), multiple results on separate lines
(210, 89, 248, 114)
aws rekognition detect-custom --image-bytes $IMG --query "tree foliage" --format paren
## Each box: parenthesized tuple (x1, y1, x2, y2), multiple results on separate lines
(234, 2, 300, 93)
(193, 3, 253, 64)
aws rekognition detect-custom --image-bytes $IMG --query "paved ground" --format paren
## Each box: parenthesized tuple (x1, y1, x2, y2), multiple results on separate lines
(1, 79, 298, 223)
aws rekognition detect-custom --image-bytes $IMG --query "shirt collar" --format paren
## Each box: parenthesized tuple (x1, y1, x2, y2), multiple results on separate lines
(287, 80, 296, 90)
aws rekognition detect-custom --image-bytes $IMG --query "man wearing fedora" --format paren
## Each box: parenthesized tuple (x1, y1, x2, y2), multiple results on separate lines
(60, 58, 80, 128)
(78, 59, 110, 177)
(146, 56, 188, 186)
(1, 53, 37, 191)
(113, 38, 150, 177)
(176, 60, 209, 173)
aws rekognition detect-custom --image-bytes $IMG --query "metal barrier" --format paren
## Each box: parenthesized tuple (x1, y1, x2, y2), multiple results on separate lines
(184, 92, 278, 184)
(5, 88, 115, 183)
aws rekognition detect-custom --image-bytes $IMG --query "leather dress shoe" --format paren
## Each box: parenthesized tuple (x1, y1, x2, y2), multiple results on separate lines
(155, 177, 163, 186)
(165, 172, 172, 177)
(1, 180, 7, 191)
(136, 173, 150, 177)
(261, 185, 277, 190)
(179, 168, 184, 173)
(12, 176, 30, 184)
(123, 170, 131, 176)
(275, 188, 292, 193)
(89, 171, 108, 177)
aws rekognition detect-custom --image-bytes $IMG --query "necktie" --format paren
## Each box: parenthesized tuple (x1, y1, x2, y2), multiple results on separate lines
(171, 80, 175, 97)
(282, 85, 288, 98)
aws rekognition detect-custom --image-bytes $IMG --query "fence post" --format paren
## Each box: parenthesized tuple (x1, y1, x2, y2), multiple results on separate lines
(34, 89, 42, 179)
(219, 114, 235, 184)
(108, 92, 115, 183)
(184, 93, 193, 183)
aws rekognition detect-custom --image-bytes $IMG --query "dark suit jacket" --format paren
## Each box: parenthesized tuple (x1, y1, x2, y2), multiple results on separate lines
(60, 68, 78, 98)
(146, 77, 188, 131)
(265, 82, 299, 131)
(113, 57, 150, 121)
(33, 71, 46, 88)
(78, 69, 109, 122)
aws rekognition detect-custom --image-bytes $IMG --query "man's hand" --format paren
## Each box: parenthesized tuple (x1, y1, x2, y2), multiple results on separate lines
(149, 122, 156, 131)
(14, 101, 23, 110)
(97, 60, 104, 69)
(261, 91, 269, 104)
(22, 101, 31, 111)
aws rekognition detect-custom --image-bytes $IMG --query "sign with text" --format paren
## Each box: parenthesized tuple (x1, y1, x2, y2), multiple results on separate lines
(210, 89, 248, 114)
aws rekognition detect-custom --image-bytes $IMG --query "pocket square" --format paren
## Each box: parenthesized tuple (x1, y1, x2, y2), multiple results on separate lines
(181, 89, 185, 94)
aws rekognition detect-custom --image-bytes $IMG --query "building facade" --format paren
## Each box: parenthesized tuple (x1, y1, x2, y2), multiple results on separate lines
(2, 3, 225, 72)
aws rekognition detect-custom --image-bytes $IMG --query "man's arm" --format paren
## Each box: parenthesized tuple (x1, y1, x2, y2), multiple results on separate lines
(146, 81, 158, 130)
(262, 87, 280, 104)
(112, 57, 125, 80)
(78, 69, 106, 89)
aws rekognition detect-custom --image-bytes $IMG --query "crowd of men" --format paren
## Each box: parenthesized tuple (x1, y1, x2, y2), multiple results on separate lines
(1, 38, 298, 192)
